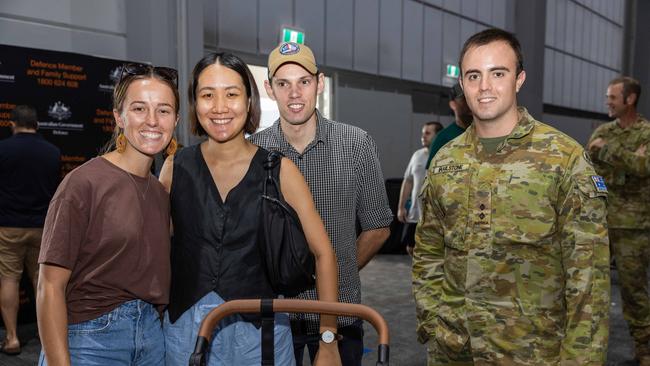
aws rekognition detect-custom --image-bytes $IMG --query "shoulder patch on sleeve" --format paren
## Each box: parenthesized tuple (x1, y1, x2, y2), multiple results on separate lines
(591, 175, 608, 193)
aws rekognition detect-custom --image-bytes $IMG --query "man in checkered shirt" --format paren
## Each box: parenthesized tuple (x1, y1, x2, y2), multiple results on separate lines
(249, 42, 393, 366)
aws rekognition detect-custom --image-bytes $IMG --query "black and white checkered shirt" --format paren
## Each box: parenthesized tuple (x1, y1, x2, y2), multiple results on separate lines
(249, 111, 393, 333)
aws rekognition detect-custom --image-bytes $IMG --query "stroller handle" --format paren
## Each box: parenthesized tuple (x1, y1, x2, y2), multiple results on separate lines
(191, 299, 390, 366)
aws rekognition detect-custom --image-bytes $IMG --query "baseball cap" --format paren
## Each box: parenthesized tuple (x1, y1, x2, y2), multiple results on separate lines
(267, 42, 317, 77)
(450, 82, 464, 100)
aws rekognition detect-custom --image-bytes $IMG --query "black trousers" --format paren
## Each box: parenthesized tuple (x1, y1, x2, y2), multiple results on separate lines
(291, 319, 364, 366)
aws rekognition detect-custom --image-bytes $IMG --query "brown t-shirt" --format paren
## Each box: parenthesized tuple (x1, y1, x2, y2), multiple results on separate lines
(39, 157, 170, 324)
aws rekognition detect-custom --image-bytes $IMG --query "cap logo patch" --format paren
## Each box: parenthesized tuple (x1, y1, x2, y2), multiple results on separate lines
(279, 42, 300, 55)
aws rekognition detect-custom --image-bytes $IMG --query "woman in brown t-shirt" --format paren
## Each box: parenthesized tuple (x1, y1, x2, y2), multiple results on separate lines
(36, 64, 179, 365)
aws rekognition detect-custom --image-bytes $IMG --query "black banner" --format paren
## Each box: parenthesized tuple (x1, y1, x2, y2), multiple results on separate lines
(0, 44, 127, 176)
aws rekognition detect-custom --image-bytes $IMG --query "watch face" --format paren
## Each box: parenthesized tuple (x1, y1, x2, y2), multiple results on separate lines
(321, 330, 335, 343)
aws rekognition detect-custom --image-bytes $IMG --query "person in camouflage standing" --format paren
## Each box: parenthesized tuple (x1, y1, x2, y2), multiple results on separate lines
(412, 28, 611, 365)
(587, 76, 650, 365)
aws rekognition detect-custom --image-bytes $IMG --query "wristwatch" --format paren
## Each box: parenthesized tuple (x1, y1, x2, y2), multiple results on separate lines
(320, 330, 339, 344)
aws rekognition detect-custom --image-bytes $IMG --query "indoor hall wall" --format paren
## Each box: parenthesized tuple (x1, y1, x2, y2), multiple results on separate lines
(204, 0, 513, 86)
(334, 72, 454, 179)
(204, 0, 514, 178)
(543, 0, 625, 114)
(0, 0, 127, 60)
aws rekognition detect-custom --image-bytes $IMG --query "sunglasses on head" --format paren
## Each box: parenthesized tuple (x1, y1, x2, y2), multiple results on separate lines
(119, 63, 178, 85)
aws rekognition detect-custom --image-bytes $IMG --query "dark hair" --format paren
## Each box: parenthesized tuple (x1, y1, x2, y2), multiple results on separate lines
(425, 121, 443, 134)
(104, 64, 180, 153)
(188, 52, 261, 136)
(459, 28, 524, 77)
(11, 105, 38, 130)
(609, 76, 642, 107)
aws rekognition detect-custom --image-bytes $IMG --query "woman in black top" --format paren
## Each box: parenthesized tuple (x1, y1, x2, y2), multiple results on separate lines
(160, 53, 341, 365)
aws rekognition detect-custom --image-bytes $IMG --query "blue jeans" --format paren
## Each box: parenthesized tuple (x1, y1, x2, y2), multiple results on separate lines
(163, 291, 295, 366)
(38, 299, 164, 365)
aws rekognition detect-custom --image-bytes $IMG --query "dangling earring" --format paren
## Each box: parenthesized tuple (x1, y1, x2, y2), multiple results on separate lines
(116, 131, 127, 153)
(166, 136, 178, 156)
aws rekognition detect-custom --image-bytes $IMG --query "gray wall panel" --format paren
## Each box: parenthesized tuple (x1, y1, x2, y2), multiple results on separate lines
(337, 80, 415, 178)
(353, 0, 380, 74)
(203, 0, 217, 48)
(423, 7, 443, 85)
(596, 18, 605, 65)
(402, 1, 424, 81)
(217, 0, 257, 54)
(442, 13, 461, 73)
(565, 1, 575, 54)
(546, 0, 555, 47)
(544, 49, 553, 103)
(477, 0, 492, 25)
(258, 0, 292, 54)
(580, 61, 589, 110)
(587, 14, 600, 60)
(461, 0, 478, 19)
(587, 64, 597, 111)
(553, 51, 564, 105)
(422, 0, 443, 6)
(555, 0, 566, 50)
(71, 0, 125, 34)
(575, 7, 584, 58)
(325, 0, 354, 69)
(562, 55, 572, 107)
(0, 18, 126, 59)
(295, 0, 325, 62)
(492, 0, 506, 29)
(460, 19, 476, 51)
(0, 0, 125, 34)
(443, 0, 461, 13)
(378, 0, 402, 78)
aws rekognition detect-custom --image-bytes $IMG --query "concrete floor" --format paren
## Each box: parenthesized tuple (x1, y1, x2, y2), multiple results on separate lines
(0, 254, 642, 365)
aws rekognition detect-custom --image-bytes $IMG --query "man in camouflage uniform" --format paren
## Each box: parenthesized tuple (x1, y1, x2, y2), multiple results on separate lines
(587, 76, 650, 365)
(412, 28, 610, 365)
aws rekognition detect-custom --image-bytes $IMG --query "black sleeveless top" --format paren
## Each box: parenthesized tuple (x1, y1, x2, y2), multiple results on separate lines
(168, 144, 275, 322)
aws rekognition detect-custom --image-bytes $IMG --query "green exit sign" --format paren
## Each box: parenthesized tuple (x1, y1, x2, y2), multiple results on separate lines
(446, 64, 460, 78)
(282, 28, 305, 44)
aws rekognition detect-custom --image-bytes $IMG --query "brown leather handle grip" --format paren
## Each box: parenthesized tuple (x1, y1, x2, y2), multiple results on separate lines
(196, 299, 390, 345)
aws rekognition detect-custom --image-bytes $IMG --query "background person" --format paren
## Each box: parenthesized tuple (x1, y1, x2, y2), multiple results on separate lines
(425, 83, 473, 169)
(250, 42, 393, 366)
(397, 121, 442, 255)
(37, 63, 179, 365)
(160, 52, 340, 366)
(587, 76, 650, 365)
(0, 105, 60, 355)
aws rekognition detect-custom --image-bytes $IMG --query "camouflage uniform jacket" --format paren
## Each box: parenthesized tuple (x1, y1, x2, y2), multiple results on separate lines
(587, 115, 650, 229)
(413, 108, 610, 365)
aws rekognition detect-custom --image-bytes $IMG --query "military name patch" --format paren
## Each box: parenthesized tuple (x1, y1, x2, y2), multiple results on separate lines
(591, 175, 608, 192)
(432, 164, 470, 174)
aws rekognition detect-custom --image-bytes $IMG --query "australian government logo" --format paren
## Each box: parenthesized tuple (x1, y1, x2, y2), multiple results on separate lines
(39, 101, 83, 136)
(0, 59, 15, 83)
(98, 66, 121, 92)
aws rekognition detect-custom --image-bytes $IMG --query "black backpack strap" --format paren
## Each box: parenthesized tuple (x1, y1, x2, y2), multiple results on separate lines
(260, 298, 275, 366)
(263, 150, 282, 197)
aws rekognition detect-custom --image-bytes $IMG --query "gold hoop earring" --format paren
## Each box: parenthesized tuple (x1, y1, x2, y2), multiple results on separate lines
(116, 132, 127, 153)
(166, 136, 178, 156)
